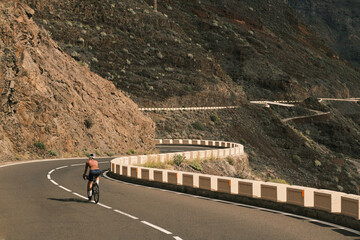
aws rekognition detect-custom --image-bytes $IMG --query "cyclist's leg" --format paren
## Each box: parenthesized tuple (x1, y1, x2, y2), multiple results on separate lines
(88, 170, 95, 190)
(95, 175, 100, 185)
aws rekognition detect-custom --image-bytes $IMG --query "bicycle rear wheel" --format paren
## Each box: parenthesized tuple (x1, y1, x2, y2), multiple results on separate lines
(92, 183, 99, 204)
(87, 181, 92, 201)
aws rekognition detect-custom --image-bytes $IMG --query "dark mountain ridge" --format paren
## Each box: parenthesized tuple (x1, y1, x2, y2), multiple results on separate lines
(288, 0, 360, 69)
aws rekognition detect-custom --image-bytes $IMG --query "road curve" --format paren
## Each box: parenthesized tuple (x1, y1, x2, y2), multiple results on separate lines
(0, 147, 359, 239)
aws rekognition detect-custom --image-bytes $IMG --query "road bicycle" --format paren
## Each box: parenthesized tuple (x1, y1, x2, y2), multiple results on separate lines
(84, 175, 100, 204)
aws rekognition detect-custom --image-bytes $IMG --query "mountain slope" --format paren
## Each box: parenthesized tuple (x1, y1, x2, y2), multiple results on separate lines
(22, 0, 360, 103)
(11, 1, 360, 194)
(288, 0, 360, 69)
(0, 1, 155, 161)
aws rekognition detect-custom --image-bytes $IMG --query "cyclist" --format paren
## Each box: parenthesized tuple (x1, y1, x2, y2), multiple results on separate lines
(83, 154, 101, 200)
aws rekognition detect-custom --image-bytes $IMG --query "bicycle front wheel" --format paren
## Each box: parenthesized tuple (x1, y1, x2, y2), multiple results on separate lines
(92, 183, 100, 204)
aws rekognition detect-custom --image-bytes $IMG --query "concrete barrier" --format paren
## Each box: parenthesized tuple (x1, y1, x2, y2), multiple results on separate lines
(183, 173, 194, 187)
(199, 176, 211, 190)
(238, 180, 261, 198)
(138, 106, 241, 111)
(218, 178, 231, 194)
(141, 169, 150, 180)
(261, 183, 287, 202)
(168, 172, 178, 185)
(287, 186, 315, 207)
(139, 155, 148, 165)
(314, 190, 342, 213)
(109, 139, 360, 226)
(154, 170, 163, 182)
(341, 195, 360, 220)
(131, 167, 139, 178)
(122, 166, 128, 176)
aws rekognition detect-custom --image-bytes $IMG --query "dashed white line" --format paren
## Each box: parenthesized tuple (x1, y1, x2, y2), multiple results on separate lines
(58, 185, 71, 192)
(56, 166, 68, 170)
(50, 180, 58, 185)
(70, 163, 83, 167)
(141, 221, 172, 235)
(72, 192, 88, 200)
(47, 165, 195, 239)
(113, 209, 139, 220)
(98, 203, 112, 209)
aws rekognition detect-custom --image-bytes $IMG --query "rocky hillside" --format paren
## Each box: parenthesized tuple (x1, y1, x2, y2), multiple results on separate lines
(0, 1, 155, 162)
(8, 1, 360, 194)
(22, 0, 360, 103)
(288, 0, 360, 69)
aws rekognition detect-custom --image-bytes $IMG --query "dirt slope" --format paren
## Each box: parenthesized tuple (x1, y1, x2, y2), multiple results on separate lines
(0, 2, 155, 161)
(288, 0, 360, 69)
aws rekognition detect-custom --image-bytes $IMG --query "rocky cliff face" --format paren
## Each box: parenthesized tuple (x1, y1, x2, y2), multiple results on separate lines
(288, 0, 360, 69)
(21, 0, 360, 102)
(0, 2, 155, 161)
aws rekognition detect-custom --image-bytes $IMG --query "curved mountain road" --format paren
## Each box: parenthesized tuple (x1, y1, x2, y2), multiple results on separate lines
(0, 146, 359, 239)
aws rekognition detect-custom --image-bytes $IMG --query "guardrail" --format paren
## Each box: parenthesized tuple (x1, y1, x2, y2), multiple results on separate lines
(110, 141, 360, 229)
(138, 106, 240, 111)
(138, 101, 302, 111)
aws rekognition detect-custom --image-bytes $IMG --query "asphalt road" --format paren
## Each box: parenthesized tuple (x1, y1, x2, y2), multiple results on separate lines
(0, 146, 359, 240)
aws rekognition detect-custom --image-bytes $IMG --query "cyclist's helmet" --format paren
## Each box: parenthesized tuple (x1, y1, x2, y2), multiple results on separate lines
(89, 153, 95, 159)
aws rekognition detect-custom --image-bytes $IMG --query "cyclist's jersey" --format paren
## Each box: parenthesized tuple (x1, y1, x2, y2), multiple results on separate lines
(87, 159, 99, 170)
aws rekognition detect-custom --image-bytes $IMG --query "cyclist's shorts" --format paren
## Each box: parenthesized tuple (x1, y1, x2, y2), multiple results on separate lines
(89, 169, 101, 181)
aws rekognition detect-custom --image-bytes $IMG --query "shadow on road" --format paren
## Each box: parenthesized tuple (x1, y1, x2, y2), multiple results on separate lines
(47, 197, 91, 203)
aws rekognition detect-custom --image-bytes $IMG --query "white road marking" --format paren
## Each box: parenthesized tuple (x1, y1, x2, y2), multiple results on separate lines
(50, 180, 58, 185)
(70, 163, 83, 167)
(141, 221, 172, 235)
(98, 203, 112, 209)
(174, 236, 183, 240)
(58, 185, 71, 192)
(192, 196, 211, 200)
(113, 209, 139, 220)
(72, 192, 88, 200)
(56, 166, 68, 170)
(3, 159, 183, 239)
(47, 166, 181, 238)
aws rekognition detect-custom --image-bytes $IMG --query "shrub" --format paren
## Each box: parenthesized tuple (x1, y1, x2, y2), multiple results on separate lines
(144, 160, 167, 169)
(210, 114, 221, 124)
(192, 121, 206, 131)
(190, 161, 202, 171)
(184, 85, 192, 92)
(34, 142, 46, 150)
(84, 118, 93, 129)
(106, 152, 115, 157)
(314, 160, 322, 167)
(50, 150, 57, 156)
(173, 154, 185, 166)
(65, 21, 72, 27)
(127, 149, 135, 155)
(292, 155, 301, 164)
(269, 178, 289, 184)
(226, 156, 235, 165)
